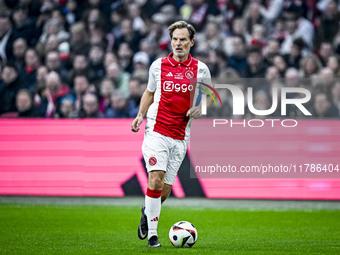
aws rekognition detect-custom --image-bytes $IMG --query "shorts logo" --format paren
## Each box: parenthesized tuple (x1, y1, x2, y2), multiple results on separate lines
(149, 156, 157, 166)
(185, 70, 194, 79)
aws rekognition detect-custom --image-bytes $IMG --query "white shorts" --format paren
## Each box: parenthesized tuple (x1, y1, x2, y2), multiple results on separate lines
(142, 130, 188, 185)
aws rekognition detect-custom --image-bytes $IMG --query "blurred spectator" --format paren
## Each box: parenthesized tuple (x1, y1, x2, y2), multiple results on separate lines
(283, 38, 305, 69)
(147, 13, 170, 51)
(104, 51, 118, 69)
(315, 1, 340, 49)
(127, 77, 141, 117)
(281, 12, 314, 54)
(11, 4, 39, 46)
(33, 65, 49, 116)
(264, 38, 281, 64)
(54, 95, 77, 118)
(271, 16, 286, 43)
(260, 0, 284, 22)
(66, 54, 95, 86)
(44, 71, 70, 117)
(118, 42, 134, 73)
(300, 54, 322, 78)
(78, 92, 102, 118)
(16, 88, 42, 117)
(11, 38, 28, 72)
(64, 0, 81, 27)
(196, 18, 225, 52)
(109, 5, 125, 39)
(69, 22, 90, 55)
(327, 55, 340, 77)
(160, 4, 179, 25)
(128, 2, 147, 35)
(38, 18, 69, 48)
(265, 65, 281, 80)
(318, 42, 333, 67)
(310, 92, 339, 118)
(114, 18, 142, 53)
(73, 74, 90, 111)
(88, 44, 105, 82)
(245, 2, 263, 35)
(250, 24, 266, 49)
(224, 17, 250, 56)
(208, 48, 228, 78)
(187, 0, 220, 32)
(21, 48, 41, 89)
(88, 20, 113, 50)
(132, 51, 150, 72)
(0, 11, 18, 62)
(99, 78, 116, 115)
(248, 90, 271, 119)
(228, 34, 248, 77)
(272, 54, 288, 77)
(246, 45, 266, 79)
(314, 67, 335, 95)
(45, 50, 68, 81)
(332, 80, 340, 112)
(0, 63, 23, 115)
(105, 61, 130, 97)
(105, 89, 130, 118)
(285, 68, 300, 87)
(139, 38, 157, 64)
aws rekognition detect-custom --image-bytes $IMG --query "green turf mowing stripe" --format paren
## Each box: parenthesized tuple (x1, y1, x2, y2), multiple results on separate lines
(0, 204, 339, 254)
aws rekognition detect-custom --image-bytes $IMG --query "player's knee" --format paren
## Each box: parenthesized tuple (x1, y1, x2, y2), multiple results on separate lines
(149, 173, 164, 190)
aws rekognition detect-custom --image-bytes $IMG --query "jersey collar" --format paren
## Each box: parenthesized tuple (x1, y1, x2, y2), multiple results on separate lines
(167, 52, 193, 67)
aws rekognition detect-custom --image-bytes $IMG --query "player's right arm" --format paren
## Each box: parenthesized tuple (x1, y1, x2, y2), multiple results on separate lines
(131, 89, 154, 132)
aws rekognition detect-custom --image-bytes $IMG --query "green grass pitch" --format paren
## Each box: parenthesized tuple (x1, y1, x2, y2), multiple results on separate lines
(0, 203, 339, 254)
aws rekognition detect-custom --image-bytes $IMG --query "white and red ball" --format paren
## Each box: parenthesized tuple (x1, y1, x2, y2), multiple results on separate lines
(169, 221, 198, 248)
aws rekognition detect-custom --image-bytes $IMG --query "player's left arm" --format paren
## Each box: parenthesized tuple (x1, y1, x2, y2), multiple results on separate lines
(186, 63, 214, 119)
(186, 96, 214, 119)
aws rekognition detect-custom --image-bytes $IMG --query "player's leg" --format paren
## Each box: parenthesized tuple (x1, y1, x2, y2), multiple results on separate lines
(139, 131, 169, 247)
(145, 170, 164, 247)
(163, 139, 188, 202)
(161, 183, 172, 203)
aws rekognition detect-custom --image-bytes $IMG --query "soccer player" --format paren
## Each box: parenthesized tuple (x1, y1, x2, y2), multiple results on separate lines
(131, 20, 213, 247)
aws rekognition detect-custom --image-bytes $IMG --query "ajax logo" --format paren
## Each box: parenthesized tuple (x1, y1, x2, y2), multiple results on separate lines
(185, 70, 194, 79)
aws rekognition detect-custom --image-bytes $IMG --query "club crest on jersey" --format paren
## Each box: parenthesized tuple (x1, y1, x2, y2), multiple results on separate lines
(185, 70, 194, 79)
(149, 155, 157, 166)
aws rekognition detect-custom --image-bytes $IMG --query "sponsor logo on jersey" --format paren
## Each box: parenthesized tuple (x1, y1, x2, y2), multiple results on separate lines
(166, 72, 173, 77)
(174, 73, 184, 79)
(163, 81, 194, 92)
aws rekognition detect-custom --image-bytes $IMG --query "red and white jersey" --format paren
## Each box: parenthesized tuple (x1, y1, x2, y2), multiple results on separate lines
(146, 53, 211, 140)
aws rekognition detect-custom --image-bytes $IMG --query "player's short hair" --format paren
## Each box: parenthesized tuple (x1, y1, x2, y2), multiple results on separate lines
(168, 21, 195, 41)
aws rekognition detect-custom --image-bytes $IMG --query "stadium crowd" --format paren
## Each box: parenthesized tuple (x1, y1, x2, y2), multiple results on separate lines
(0, 0, 340, 119)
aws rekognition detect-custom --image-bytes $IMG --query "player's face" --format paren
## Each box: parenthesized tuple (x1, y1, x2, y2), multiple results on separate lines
(171, 28, 195, 60)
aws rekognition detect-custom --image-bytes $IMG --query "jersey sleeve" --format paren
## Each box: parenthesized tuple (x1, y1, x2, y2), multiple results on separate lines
(198, 61, 212, 87)
(147, 61, 157, 92)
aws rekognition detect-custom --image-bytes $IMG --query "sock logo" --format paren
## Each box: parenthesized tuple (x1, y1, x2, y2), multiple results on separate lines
(151, 217, 159, 222)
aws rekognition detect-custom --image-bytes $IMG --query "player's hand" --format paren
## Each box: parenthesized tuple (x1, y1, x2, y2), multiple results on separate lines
(186, 106, 202, 119)
(131, 115, 143, 132)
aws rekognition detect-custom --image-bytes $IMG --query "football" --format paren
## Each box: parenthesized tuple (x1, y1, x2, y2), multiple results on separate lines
(169, 221, 198, 248)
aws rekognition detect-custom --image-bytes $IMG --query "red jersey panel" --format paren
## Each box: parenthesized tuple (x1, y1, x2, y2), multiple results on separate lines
(146, 53, 211, 140)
